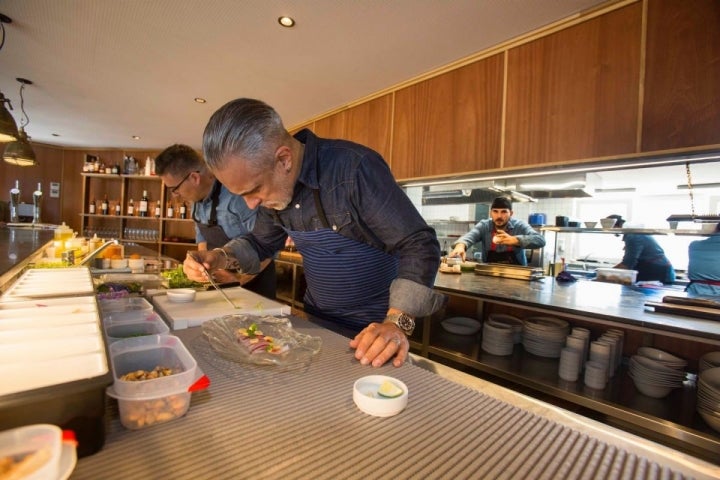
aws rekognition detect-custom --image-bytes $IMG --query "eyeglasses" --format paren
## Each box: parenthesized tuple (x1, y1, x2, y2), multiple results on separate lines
(168, 170, 198, 195)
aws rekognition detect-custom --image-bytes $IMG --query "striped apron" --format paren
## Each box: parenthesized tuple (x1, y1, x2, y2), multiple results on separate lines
(278, 190, 398, 331)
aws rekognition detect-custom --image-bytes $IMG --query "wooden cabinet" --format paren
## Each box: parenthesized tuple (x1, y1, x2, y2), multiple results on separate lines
(311, 94, 393, 163)
(80, 173, 195, 260)
(642, 0, 720, 152)
(391, 55, 504, 180)
(504, 3, 642, 168)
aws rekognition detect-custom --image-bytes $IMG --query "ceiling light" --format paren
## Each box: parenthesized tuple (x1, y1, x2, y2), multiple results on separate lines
(278, 16, 295, 27)
(0, 91, 18, 142)
(3, 128, 36, 166)
(194, 97, 207, 104)
(3, 78, 36, 166)
(0, 13, 11, 52)
(132, 135, 140, 140)
(52, 133, 60, 137)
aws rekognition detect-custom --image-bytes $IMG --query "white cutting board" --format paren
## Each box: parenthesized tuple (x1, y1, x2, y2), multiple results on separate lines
(152, 287, 291, 330)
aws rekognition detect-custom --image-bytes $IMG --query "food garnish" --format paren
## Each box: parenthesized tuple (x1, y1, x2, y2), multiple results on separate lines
(377, 380, 404, 398)
(120, 366, 175, 381)
(236, 322, 288, 355)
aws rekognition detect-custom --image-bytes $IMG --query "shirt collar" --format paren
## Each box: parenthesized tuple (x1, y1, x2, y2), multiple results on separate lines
(293, 128, 320, 190)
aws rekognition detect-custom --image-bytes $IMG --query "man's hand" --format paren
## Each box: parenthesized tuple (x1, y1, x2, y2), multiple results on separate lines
(183, 250, 225, 282)
(349, 322, 408, 367)
(492, 230, 519, 246)
(449, 243, 466, 261)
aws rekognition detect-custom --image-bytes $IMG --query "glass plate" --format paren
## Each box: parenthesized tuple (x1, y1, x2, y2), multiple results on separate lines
(202, 315, 322, 367)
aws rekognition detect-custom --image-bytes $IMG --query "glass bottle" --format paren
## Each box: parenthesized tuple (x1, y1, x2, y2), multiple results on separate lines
(166, 202, 174, 218)
(127, 198, 135, 216)
(179, 201, 187, 219)
(154, 200, 161, 218)
(139, 190, 149, 217)
(9, 180, 20, 223)
(89, 197, 96, 215)
(32, 182, 42, 224)
(101, 195, 109, 215)
(114, 201, 121, 216)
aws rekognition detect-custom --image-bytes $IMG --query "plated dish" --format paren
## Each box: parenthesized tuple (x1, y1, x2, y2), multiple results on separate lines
(202, 315, 322, 367)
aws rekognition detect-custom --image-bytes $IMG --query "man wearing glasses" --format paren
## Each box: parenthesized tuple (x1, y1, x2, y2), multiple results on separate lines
(155, 144, 276, 298)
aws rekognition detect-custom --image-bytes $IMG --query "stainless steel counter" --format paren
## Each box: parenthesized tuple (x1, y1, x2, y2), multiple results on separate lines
(0, 225, 54, 291)
(433, 272, 720, 341)
(72, 318, 719, 479)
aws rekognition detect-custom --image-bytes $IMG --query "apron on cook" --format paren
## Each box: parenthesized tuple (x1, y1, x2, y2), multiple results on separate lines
(277, 190, 398, 331)
(487, 229, 517, 264)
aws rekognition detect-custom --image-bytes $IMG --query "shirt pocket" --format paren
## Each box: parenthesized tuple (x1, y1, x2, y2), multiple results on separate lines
(310, 211, 353, 232)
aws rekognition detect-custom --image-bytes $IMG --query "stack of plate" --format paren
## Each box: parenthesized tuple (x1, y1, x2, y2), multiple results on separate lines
(481, 320, 514, 356)
(636, 347, 687, 370)
(522, 316, 569, 358)
(700, 351, 720, 373)
(628, 354, 686, 399)
(697, 367, 720, 433)
(487, 313, 523, 344)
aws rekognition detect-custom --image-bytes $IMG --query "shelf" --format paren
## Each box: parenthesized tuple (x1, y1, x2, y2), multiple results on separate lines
(81, 173, 161, 180)
(541, 226, 714, 236)
(418, 335, 720, 459)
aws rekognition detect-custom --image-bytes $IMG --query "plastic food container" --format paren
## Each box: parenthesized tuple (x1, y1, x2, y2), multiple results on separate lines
(106, 388, 191, 430)
(99, 297, 154, 322)
(104, 312, 170, 344)
(595, 268, 638, 285)
(109, 335, 198, 397)
(0, 424, 62, 479)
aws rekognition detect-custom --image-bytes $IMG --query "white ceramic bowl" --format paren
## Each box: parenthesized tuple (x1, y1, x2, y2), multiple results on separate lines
(631, 377, 674, 398)
(166, 288, 196, 303)
(128, 258, 145, 273)
(599, 218, 617, 228)
(353, 375, 408, 417)
(584, 221, 597, 228)
(637, 347, 687, 369)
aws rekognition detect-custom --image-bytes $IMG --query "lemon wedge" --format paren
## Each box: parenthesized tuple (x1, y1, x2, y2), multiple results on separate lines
(377, 379, 403, 398)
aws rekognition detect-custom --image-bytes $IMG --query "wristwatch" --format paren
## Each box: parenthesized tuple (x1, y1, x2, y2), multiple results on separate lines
(384, 312, 415, 336)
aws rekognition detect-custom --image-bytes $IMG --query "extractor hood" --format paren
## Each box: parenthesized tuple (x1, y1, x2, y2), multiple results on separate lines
(420, 174, 592, 205)
(421, 182, 537, 205)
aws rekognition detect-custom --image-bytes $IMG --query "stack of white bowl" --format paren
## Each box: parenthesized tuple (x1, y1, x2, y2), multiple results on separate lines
(584, 361, 608, 389)
(697, 367, 720, 433)
(628, 347, 687, 398)
(488, 313, 524, 344)
(558, 347, 583, 382)
(699, 351, 720, 373)
(522, 316, 569, 358)
(481, 319, 515, 356)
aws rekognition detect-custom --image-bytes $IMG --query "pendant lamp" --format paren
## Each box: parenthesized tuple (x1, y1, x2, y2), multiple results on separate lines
(0, 14, 19, 142)
(0, 91, 18, 142)
(3, 78, 36, 166)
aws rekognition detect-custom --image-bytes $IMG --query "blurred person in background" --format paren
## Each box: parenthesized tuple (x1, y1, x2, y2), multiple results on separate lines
(449, 196, 546, 265)
(686, 223, 720, 296)
(605, 214, 675, 284)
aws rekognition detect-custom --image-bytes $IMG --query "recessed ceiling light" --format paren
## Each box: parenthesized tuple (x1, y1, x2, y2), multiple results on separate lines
(132, 135, 140, 140)
(278, 16, 295, 28)
(51, 133, 60, 137)
(194, 97, 207, 104)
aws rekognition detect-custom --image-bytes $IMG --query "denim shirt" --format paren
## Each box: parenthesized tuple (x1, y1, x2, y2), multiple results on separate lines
(225, 129, 444, 318)
(687, 235, 720, 296)
(453, 218, 546, 266)
(193, 181, 257, 244)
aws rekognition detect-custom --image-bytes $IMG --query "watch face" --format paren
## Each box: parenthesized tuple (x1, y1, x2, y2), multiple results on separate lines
(398, 314, 414, 332)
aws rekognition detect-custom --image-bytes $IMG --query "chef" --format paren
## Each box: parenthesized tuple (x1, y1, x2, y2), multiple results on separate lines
(605, 214, 675, 284)
(154, 144, 276, 298)
(183, 98, 446, 368)
(686, 223, 720, 296)
(449, 196, 546, 265)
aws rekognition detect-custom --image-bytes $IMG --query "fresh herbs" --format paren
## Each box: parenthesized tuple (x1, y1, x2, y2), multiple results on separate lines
(161, 265, 204, 289)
